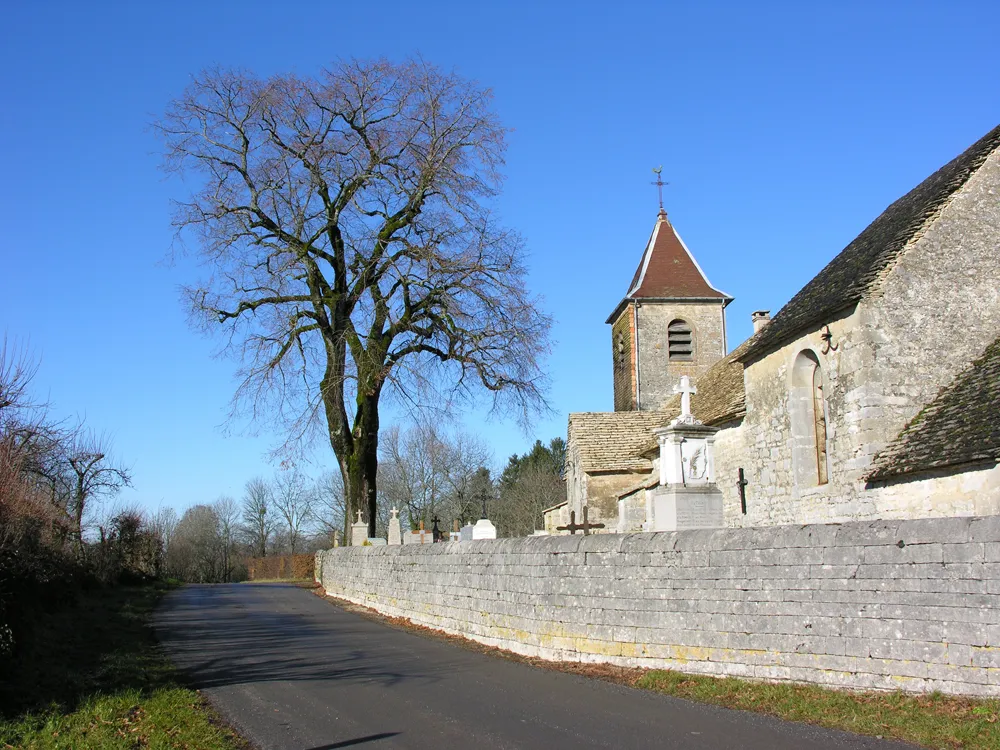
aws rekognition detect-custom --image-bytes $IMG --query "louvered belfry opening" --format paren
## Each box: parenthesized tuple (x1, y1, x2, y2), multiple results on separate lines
(668, 319, 693, 360)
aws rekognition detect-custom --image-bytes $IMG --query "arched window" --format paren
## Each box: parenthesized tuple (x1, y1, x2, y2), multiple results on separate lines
(668, 319, 693, 361)
(790, 350, 829, 486)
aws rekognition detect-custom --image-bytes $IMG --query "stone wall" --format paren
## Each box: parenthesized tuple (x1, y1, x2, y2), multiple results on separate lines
(316, 516, 1000, 697)
(636, 301, 727, 411)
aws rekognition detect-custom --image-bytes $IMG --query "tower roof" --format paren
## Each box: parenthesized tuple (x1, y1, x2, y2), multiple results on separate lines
(606, 211, 732, 324)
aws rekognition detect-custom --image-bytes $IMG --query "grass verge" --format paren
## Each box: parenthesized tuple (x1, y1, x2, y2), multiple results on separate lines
(636, 670, 1000, 750)
(317, 589, 1000, 750)
(0, 582, 248, 750)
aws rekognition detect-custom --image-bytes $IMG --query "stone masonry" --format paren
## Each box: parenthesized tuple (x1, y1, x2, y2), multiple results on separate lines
(317, 516, 1000, 697)
(737, 146, 1000, 525)
(634, 300, 727, 411)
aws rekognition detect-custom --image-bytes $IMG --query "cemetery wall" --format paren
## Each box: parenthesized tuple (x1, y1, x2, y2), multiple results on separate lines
(316, 516, 1000, 697)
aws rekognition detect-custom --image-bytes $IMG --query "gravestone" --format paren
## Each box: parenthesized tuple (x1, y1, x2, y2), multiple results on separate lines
(351, 510, 368, 546)
(471, 518, 497, 540)
(403, 522, 434, 545)
(645, 376, 724, 531)
(459, 524, 475, 542)
(388, 507, 402, 546)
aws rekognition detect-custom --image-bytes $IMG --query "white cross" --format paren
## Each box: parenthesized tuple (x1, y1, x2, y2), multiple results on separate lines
(355, 510, 364, 524)
(390, 507, 399, 520)
(673, 375, 697, 420)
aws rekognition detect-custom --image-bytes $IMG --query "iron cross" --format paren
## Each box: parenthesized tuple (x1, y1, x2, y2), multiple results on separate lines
(651, 166, 669, 212)
(737, 468, 749, 515)
(556, 507, 606, 536)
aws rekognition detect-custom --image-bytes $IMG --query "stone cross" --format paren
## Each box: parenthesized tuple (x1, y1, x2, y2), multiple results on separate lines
(387, 507, 401, 545)
(355, 509, 364, 524)
(672, 376, 700, 426)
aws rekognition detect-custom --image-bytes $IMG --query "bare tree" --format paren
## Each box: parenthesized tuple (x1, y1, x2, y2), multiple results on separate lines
(214, 495, 242, 580)
(65, 430, 132, 547)
(166, 504, 222, 582)
(148, 505, 179, 556)
(272, 470, 312, 554)
(378, 420, 492, 531)
(0, 339, 71, 550)
(156, 59, 551, 536)
(311, 469, 345, 546)
(242, 476, 273, 557)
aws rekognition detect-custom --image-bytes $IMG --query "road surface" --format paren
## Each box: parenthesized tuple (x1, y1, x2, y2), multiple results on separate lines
(155, 584, 915, 750)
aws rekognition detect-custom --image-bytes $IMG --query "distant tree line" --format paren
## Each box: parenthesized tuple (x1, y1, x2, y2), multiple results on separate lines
(0, 337, 566, 663)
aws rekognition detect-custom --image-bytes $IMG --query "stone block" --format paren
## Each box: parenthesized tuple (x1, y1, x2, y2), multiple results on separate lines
(834, 520, 901, 547)
(970, 515, 1000, 543)
(897, 517, 972, 545)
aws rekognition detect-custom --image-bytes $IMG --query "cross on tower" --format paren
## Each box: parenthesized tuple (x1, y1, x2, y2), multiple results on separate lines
(651, 166, 669, 214)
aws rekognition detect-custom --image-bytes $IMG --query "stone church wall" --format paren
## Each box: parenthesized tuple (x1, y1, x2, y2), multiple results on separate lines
(585, 471, 648, 525)
(316, 516, 1000, 697)
(739, 149, 1000, 525)
(636, 301, 726, 411)
(706, 421, 749, 526)
(869, 464, 1000, 519)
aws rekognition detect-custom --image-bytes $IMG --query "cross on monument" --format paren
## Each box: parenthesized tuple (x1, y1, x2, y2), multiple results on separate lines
(390, 507, 399, 519)
(672, 375, 698, 424)
(651, 166, 669, 214)
(355, 509, 364, 524)
(556, 507, 606, 536)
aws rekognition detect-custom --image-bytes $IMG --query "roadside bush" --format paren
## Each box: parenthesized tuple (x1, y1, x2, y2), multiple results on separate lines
(0, 542, 93, 662)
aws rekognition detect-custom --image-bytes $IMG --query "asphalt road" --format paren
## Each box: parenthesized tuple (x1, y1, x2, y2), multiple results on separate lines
(155, 584, 916, 750)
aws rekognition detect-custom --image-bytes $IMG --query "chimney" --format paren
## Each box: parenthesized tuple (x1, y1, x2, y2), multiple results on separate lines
(751, 310, 771, 333)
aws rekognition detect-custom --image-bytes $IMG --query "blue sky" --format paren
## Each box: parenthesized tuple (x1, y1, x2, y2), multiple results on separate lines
(1, 1, 997, 514)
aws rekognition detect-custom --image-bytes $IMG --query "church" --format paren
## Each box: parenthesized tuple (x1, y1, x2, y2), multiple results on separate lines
(556, 122, 1000, 534)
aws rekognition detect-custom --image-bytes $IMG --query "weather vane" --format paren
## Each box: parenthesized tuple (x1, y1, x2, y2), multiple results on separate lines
(651, 166, 668, 213)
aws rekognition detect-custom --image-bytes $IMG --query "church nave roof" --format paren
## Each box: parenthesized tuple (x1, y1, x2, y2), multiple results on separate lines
(867, 335, 1000, 483)
(741, 123, 1000, 364)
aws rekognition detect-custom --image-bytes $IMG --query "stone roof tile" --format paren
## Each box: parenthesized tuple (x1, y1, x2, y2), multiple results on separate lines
(867, 336, 1000, 481)
(568, 409, 674, 473)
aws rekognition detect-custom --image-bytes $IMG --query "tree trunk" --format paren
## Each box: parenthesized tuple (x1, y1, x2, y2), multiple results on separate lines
(336, 387, 382, 541)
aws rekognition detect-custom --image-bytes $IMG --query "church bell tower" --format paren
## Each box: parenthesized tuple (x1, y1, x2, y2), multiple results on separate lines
(607, 205, 732, 412)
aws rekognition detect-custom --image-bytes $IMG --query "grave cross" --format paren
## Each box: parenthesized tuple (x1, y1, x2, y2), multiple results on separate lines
(556, 507, 606, 536)
(431, 515, 442, 543)
(673, 375, 697, 422)
(736, 468, 749, 515)
(355, 509, 364, 525)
